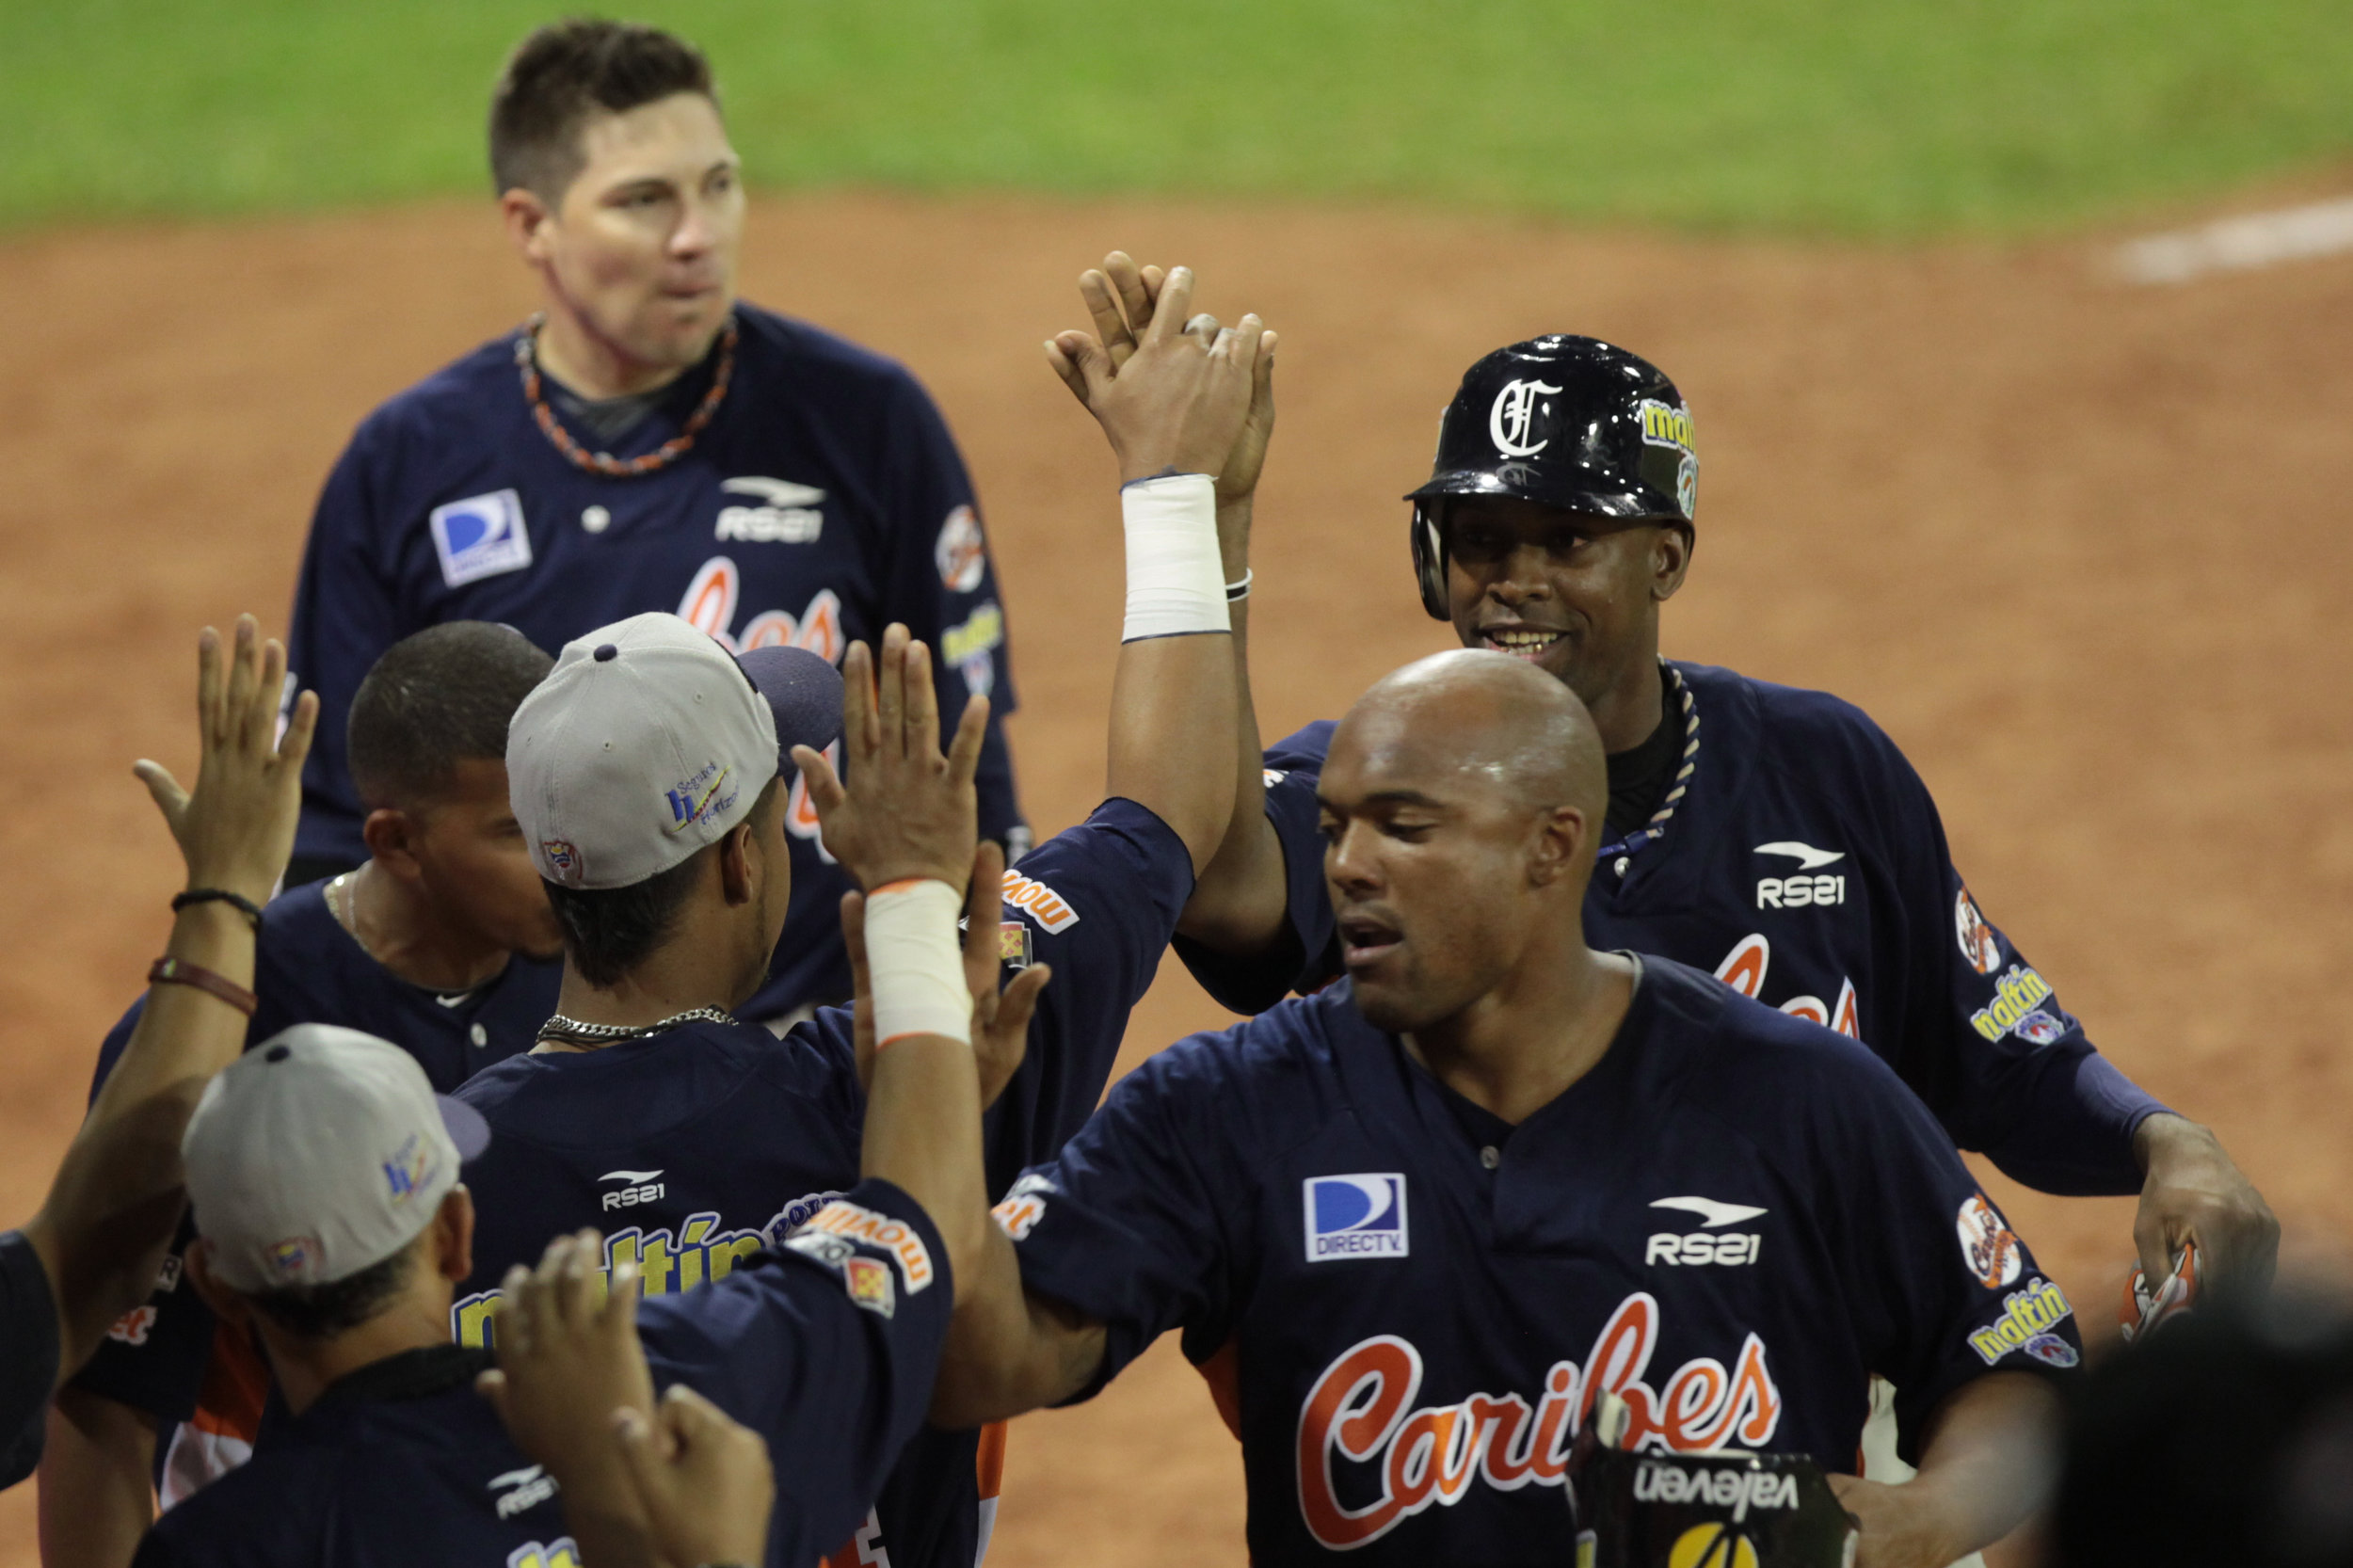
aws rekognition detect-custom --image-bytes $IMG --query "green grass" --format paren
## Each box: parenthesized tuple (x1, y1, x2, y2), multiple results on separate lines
(6, 0, 2351, 234)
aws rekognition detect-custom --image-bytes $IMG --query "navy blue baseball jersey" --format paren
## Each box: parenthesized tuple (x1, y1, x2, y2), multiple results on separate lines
(130, 1178, 952, 1568)
(451, 797, 1193, 1568)
(1180, 660, 2166, 1194)
(285, 303, 1022, 1018)
(1002, 958, 2083, 1565)
(72, 880, 560, 1432)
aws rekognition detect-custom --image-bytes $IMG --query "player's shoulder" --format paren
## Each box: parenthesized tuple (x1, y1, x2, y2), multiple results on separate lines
(140, 1445, 331, 1562)
(456, 1018, 856, 1138)
(1639, 955, 1926, 1128)
(1104, 985, 1368, 1140)
(1673, 659, 1925, 796)
(345, 334, 519, 451)
(1264, 719, 1338, 776)
(732, 301, 936, 408)
(1011, 797, 1192, 922)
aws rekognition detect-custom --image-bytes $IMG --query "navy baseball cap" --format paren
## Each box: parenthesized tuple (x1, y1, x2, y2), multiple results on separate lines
(508, 614, 843, 889)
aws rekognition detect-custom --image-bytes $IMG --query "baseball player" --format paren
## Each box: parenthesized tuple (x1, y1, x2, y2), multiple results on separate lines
(1058, 272, 2270, 1299)
(41, 623, 565, 1568)
(282, 18, 1024, 1022)
(448, 287, 1264, 1568)
(130, 644, 1027, 1568)
(934, 652, 2079, 1567)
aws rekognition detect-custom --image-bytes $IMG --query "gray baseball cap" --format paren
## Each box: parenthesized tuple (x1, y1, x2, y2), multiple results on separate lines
(507, 612, 844, 890)
(182, 1025, 491, 1293)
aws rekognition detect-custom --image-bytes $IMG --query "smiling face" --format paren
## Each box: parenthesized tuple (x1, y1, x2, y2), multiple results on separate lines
(1318, 652, 1605, 1036)
(510, 91, 744, 377)
(1444, 498, 1690, 719)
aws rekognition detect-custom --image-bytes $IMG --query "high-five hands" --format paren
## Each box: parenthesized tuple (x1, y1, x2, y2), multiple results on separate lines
(135, 614, 319, 906)
(1045, 254, 1274, 488)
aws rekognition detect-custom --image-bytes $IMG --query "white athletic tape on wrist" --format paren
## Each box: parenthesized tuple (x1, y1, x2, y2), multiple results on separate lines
(1121, 473, 1229, 642)
(865, 879, 972, 1047)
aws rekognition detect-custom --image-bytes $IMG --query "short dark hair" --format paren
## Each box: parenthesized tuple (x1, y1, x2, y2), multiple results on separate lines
(488, 19, 716, 200)
(346, 622, 554, 812)
(544, 777, 780, 985)
(245, 1244, 415, 1340)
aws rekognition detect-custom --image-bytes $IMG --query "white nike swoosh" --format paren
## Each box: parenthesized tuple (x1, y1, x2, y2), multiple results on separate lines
(1649, 1195, 1769, 1228)
(599, 1169, 663, 1184)
(1753, 840, 1845, 871)
(488, 1466, 544, 1490)
(434, 992, 470, 1008)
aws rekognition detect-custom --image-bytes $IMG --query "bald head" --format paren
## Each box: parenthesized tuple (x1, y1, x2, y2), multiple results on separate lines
(1318, 651, 1611, 1035)
(1337, 649, 1607, 827)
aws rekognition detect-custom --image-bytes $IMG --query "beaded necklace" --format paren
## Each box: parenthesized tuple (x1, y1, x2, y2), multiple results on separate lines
(1595, 660, 1700, 873)
(514, 312, 737, 478)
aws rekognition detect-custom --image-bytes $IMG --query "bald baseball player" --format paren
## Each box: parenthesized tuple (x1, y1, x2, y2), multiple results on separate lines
(41, 624, 565, 1568)
(1057, 263, 2271, 1308)
(130, 631, 1028, 1566)
(283, 18, 1025, 1023)
(936, 650, 2073, 1566)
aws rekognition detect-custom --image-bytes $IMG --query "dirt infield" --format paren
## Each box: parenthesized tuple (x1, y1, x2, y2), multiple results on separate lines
(3, 189, 2351, 1565)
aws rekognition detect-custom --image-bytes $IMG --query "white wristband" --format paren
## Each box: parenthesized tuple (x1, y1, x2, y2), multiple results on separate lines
(1120, 473, 1230, 642)
(864, 879, 971, 1047)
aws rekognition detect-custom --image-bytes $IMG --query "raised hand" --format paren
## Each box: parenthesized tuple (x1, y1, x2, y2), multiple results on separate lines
(839, 838, 1052, 1107)
(613, 1384, 776, 1568)
(1062, 252, 1278, 507)
(1045, 259, 1272, 486)
(794, 625, 986, 894)
(134, 615, 319, 905)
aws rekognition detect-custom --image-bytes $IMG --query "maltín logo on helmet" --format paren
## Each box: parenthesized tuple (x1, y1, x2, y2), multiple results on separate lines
(1489, 378, 1563, 457)
(1304, 1174, 1408, 1260)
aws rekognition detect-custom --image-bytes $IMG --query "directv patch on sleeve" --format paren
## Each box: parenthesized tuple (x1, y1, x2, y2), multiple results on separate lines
(429, 489, 534, 588)
(1304, 1174, 1408, 1261)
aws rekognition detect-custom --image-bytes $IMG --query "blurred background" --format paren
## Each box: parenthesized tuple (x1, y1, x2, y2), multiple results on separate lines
(4, 4, 2351, 1564)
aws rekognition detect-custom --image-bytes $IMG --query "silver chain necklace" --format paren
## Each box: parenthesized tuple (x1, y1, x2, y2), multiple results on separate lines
(538, 1007, 737, 1048)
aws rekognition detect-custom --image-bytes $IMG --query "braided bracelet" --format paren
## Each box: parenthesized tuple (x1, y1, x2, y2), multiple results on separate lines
(148, 956, 258, 1017)
(171, 888, 264, 932)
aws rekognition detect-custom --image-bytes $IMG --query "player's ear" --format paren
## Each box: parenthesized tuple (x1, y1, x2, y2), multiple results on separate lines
(183, 1240, 248, 1327)
(1652, 523, 1694, 603)
(361, 806, 423, 880)
(1527, 805, 1587, 888)
(716, 822, 758, 906)
(500, 187, 554, 264)
(434, 1187, 476, 1284)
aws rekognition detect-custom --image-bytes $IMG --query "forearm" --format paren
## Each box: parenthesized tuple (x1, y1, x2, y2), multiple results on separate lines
(862, 1032, 991, 1294)
(1175, 498, 1290, 948)
(1906, 1372, 2059, 1559)
(1104, 478, 1238, 872)
(38, 1389, 157, 1568)
(1979, 1050, 2161, 1196)
(33, 904, 257, 1371)
(930, 1224, 1105, 1429)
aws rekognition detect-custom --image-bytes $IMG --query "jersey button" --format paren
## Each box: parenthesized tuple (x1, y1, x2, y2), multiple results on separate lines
(1480, 1145, 1500, 1170)
(470, 1023, 488, 1048)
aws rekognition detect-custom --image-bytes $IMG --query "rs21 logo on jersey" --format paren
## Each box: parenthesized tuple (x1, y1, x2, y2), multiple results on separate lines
(1305, 1174, 1407, 1261)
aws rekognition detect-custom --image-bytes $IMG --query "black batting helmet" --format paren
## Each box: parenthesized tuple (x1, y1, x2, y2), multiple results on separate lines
(1407, 335, 1696, 619)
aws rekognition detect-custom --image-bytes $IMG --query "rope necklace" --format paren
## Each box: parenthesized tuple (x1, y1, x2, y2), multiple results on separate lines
(1595, 660, 1699, 872)
(514, 312, 737, 478)
(538, 1006, 737, 1049)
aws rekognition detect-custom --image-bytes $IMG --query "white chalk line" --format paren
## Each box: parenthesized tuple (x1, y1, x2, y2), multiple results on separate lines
(2116, 195, 2353, 284)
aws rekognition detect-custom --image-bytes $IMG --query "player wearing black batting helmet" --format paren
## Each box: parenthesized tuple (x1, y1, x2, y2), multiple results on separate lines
(1405, 336, 1696, 622)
